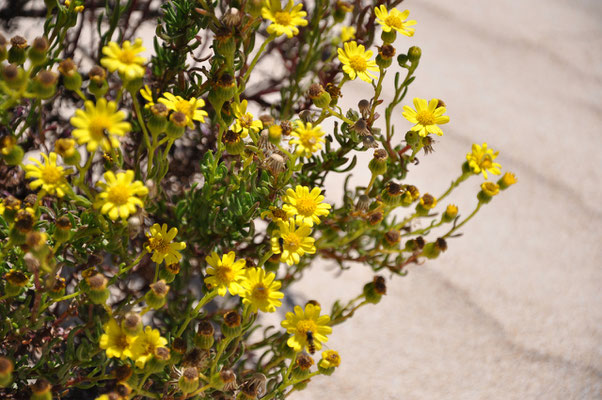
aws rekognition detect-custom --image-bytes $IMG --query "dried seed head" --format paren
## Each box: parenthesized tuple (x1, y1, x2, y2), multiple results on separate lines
(373, 148, 388, 160)
(373, 275, 387, 295)
(150, 279, 169, 297)
(296, 354, 314, 370)
(56, 215, 72, 230)
(406, 185, 420, 200)
(415, 236, 425, 249)
(308, 83, 325, 99)
(435, 237, 447, 252)
(151, 103, 168, 117)
(58, 58, 77, 76)
(378, 44, 396, 60)
(172, 337, 187, 354)
(154, 346, 170, 361)
(223, 130, 241, 144)
(2, 64, 18, 81)
(306, 299, 321, 308)
(386, 181, 403, 196)
(10, 36, 27, 49)
(15, 209, 35, 232)
(197, 320, 214, 336)
(220, 368, 238, 390)
(217, 72, 235, 88)
(36, 70, 58, 87)
(55, 138, 76, 157)
(30, 379, 51, 394)
(259, 114, 275, 127)
(223, 7, 243, 27)
(356, 194, 370, 211)
(165, 262, 180, 274)
(25, 231, 47, 250)
(5, 270, 28, 286)
(115, 382, 132, 396)
(325, 82, 341, 100)
(123, 312, 142, 331)
(87, 273, 107, 290)
(352, 118, 370, 136)
(88, 65, 106, 82)
(358, 99, 371, 117)
(32, 37, 49, 52)
(169, 112, 187, 128)
(265, 152, 286, 176)
(436, 99, 446, 108)
(384, 230, 400, 245)
(280, 120, 293, 136)
(51, 276, 66, 292)
(182, 366, 199, 381)
(182, 348, 209, 368)
(367, 211, 383, 225)
(223, 310, 241, 328)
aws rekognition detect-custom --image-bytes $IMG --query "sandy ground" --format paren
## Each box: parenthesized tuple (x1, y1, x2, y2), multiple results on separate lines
(287, 0, 602, 398)
(2, 0, 601, 398)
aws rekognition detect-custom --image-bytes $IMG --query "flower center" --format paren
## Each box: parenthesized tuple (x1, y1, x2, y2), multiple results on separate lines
(89, 116, 112, 140)
(416, 110, 435, 126)
(118, 49, 136, 64)
(282, 232, 301, 252)
(41, 166, 62, 184)
(116, 333, 129, 350)
(241, 114, 254, 128)
(480, 155, 493, 168)
(296, 320, 317, 335)
(252, 283, 269, 300)
(274, 11, 292, 26)
(300, 131, 318, 147)
(349, 55, 367, 72)
(295, 196, 317, 216)
(176, 100, 193, 116)
(107, 184, 131, 206)
(385, 15, 403, 29)
(215, 265, 235, 283)
(149, 237, 170, 254)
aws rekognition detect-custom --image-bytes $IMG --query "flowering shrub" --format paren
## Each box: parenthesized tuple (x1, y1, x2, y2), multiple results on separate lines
(0, 0, 516, 399)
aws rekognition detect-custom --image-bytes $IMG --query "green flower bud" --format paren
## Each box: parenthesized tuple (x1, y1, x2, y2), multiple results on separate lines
(194, 320, 215, 350)
(148, 103, 169, 137)
(145, 280, 169, 309)
(86, 273, 109, 304)
(54, 138, 80, 166)
(166, 112, 187, 140)
(32, 70, 58, 99)
(442, 204, 458, 223)
(2, 64, 27, 90)
(159, 262, 180, 283)
(178, 367, 199, 394)
(408, 46, 422, 63)
(381, 181, 403, 206)
(29, 37, 49, 66)
(223, 130, 245, 155)
(405, 130, 420, 147)
(58, 59, 82, 91)
(88, 66, 108, 98)
(8, 36, 27, 65)
(1, 136, 24, 166)
(381, 30, 396, 44)
(291, 354, 313, 380)
(121, 312, 143, 336)
(308, 83, 332, 109)
(362, 281, 382, 304)
(146, 347, 170, 373)
(124, 77, 143, 93)
(221, 310, 242, 338)
(368, 148, 388, 176)
(422, 242, 440, 259)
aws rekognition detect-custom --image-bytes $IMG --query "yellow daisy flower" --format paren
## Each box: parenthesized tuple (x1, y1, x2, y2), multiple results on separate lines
(283, 185, 331, 226)
(319, 350, 341, 369)
(290, 121, 325, 157)
(337, 41, 379, 83)
(481, 181, 500, 197)
(204, 251, 247, 296)
(374, 5, 416, 36)
(232, 100, 263, 138)
(240, 267, 284, 313)
(145, 223, 186, 265)
(100, 38, 147, 81)
(70, 99, 131, 153)
(140, 85, 155, 108)
(158, 93, 208, 128)
(24, 152, 72, 198)
(270, 218, 316, 266)
(262, 0, 308, 38)
(341, 26, 356, 42)
(99, 319, 136, 360)
(402, 98, 449, 137)
(94, 170, 148, 221)
(280, 303, 332, 353)
(466, 143, 502, 179)
(131, 326, 168, 369)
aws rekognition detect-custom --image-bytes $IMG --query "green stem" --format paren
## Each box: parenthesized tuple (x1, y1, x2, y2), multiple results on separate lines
(443, 201, 483, 238)
(175, 289, 218, 337)
(325, 106, 354, 125)
(437, 172, 471, 203)
(240, 35, 275, 92)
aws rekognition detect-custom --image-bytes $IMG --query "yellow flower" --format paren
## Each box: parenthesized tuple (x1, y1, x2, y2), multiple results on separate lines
(204, 251, 247, 296)
(24, 152, 72, 198)
(341, 26, 356, 42)
(100, 38, 146, 80)
(158, 93, 208, 128)
(70, 99, 131, 152)
(481, 181, 500, 197)
(240, 267, 284, 313)
(94, 170, 148, 221)
(232, 100, 263, 138)
(402, 98, 449, 137)
(281, 303, 332, 353)
(374, 5, 416, 36)
(260, 206, 289, 224)
(140, 85, 155, 108)
(283, 185, 331, 226)
(65, 0, 84, 12)
(319, 350, 341, 369)
(271, 218, 315, 266)
(99, 319, 136, 360)
(499, 172, 517, 189)
(290, 121, 325, 157)
(466, 143, 502, 179)
(146, 224, 186, 265)
(337, 41, 379, 83)
(131, 326, 168, 369)
(262, 0, 308, 38)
